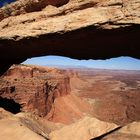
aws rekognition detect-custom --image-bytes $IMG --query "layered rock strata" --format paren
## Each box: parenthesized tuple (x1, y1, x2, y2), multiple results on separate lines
(0, 64, 71, 117)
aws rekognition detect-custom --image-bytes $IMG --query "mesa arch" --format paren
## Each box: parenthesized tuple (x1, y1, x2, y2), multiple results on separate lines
(0, 0, 140, 75)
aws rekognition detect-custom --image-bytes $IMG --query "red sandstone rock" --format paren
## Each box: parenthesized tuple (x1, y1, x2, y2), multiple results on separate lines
(0, 64, 94, 124)
(0, 65, 140, 126)
(0, 64, 71, 118)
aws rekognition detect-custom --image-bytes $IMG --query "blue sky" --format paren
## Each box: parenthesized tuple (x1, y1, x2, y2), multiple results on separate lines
(23, 56, 140, 70)
(0, 0, 14, 7)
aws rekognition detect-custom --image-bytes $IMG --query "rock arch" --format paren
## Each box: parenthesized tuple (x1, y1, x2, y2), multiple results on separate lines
(0, 0, 140, 75)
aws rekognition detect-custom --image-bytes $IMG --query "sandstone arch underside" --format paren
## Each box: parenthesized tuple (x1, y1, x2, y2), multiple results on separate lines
(0, 0, 140, 75)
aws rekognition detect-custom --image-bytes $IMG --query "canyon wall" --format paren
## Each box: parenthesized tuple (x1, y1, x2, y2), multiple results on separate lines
(0, 65, 94, 124)
(0, 65, 71, 117)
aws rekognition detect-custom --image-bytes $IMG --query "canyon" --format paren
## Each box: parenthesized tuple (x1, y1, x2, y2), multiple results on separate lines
(0, 0, 140, 139)
(0, 64, 140, 139)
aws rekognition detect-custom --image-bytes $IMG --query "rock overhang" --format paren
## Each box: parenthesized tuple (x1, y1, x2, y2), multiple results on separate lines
(0, 0, 140, 74)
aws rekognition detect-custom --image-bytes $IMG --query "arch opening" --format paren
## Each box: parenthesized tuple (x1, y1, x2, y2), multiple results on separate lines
(23, 55, 140, 71)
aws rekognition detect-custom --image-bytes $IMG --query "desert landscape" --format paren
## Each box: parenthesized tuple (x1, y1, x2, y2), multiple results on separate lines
(0, 0, 140, 139)
(0, 64, 140, 140)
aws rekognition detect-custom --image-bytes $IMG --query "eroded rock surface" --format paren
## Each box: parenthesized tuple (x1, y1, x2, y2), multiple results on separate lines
(0, 118, 46, 140)
(0, 64, 71, 118)
(49, 116, 118, 140)
(0, 109, 49, 140)
(0, 108, 140, 140)
(101, 121, 140, 140)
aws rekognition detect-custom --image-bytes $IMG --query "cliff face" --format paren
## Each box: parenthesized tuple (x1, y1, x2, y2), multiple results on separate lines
(1, 65, 140, 126)
(0, 65, 71, 117)
(0, 0, 140, 75)
(0, 65, 93, 124)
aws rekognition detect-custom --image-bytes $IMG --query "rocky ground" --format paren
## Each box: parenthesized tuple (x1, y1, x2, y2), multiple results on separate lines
(0, 64, 140, 140)
(70, 68, 140, 125)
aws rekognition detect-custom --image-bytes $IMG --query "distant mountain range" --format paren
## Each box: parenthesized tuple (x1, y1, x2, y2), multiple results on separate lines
(44, 64, 140, 73)
(44, 64, 88, 69)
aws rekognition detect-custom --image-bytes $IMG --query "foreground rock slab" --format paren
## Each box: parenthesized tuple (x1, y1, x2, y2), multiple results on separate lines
(0, 107, 13, 119)
(0, 118, 46, 140)
(102, 122, 140, 140)
(0, 110, 48, 140)
(49, 116, 118, 140)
